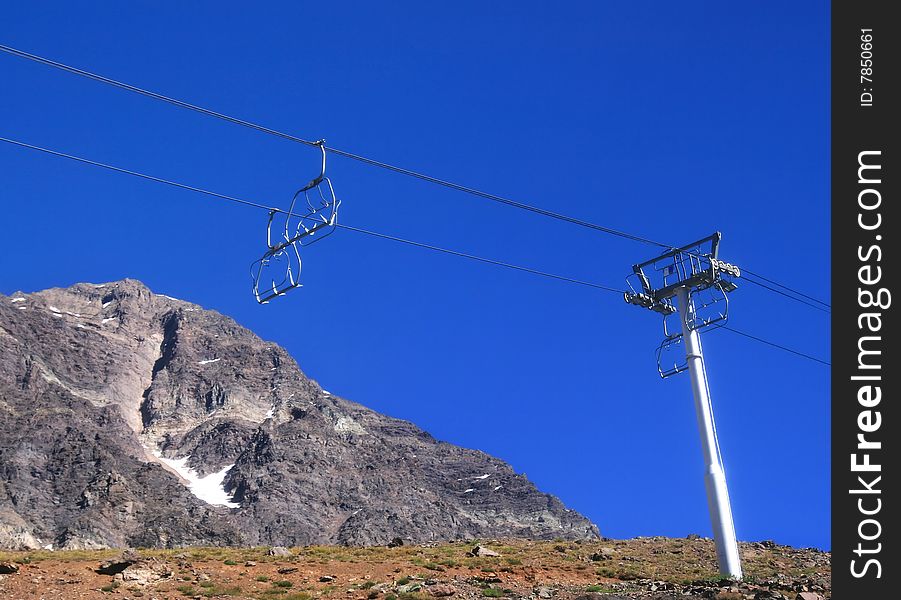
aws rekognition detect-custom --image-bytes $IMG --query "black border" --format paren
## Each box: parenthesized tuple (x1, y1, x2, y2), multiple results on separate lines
(832, 1, 898, 596)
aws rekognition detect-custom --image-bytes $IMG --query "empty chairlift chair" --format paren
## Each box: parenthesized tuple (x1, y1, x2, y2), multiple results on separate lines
(251, 142, 341, 304)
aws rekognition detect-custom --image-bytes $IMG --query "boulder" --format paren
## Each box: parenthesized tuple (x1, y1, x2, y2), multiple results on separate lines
(428, 583, 457, 597)
(0, 562, 19, 574)
(116, 560, 173, 586)
(96, 550, 140, 575)
(471, 545, 500, 557)
(589, 547, 615, 561)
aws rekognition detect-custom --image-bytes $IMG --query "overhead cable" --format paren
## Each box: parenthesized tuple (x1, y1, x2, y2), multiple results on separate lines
(0, 134, 829, 367)
(0, 43, 829, 311)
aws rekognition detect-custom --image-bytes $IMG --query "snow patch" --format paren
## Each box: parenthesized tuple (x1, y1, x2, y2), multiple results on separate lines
(158, 294, 178, 301)
(321, 389, 331, 396)
(156, 453, 239, 508)
(101, 301, 112, 308)
(493, 485, 503, 491)
(17, 306, 27, 310)
(189, 465, 240, 508)
(48, 306, 61, 313)
(473, 474, 490, 480)
(265, 406, 275, 420)
(101, 317, 115, 324)
(463, 488, 475, 494)
(51, 312, 63, 318)
(10, 297, 25, 303)
(198, 358, 221, 365)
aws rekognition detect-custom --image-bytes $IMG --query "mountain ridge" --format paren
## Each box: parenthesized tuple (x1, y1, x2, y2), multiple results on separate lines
(0, 279, 599, 549)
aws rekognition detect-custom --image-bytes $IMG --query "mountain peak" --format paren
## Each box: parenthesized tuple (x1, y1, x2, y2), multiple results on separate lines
(0, 281, 599, 550)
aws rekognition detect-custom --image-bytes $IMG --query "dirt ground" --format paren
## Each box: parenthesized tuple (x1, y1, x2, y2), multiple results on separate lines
(0, 538, 831, 600)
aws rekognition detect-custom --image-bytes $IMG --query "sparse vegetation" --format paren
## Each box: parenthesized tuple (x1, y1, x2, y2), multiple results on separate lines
(0, 539, 830, 599)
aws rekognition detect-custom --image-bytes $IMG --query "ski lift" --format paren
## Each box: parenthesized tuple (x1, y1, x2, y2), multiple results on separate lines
(624, 272, 676, 315)
(251, 142, 341, 304)
(686, 282, 731, 332)
(624, 232, 741, 375)
(656, 334, 688, 378)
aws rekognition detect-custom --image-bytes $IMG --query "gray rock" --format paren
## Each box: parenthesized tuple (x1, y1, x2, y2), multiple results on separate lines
(116, 560, 173, 586)
(589, 547, 615, 561)
(397, 583, 423, 594)
(0, 561, 19, 574)
(268, 546, 292, 557)
(96, 555, 138, 575)
(428, 583, 456, 597)
(472, 545, 501, 557)
(0, 280, 600, 548)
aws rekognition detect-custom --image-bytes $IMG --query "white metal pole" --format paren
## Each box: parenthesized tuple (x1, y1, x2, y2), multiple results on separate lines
(675, 286, 742, 579)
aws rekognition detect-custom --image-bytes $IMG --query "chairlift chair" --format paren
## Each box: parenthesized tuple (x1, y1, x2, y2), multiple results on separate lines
(251, 142, 341, 304)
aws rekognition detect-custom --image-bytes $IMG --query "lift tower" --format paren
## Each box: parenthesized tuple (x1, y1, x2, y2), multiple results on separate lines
(624, 233, 743, 579)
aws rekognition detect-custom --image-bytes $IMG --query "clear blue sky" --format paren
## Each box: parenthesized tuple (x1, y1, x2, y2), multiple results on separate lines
(1, 2, 830, 549)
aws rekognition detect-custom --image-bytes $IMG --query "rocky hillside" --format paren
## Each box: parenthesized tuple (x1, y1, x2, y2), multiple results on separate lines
(0, 280, 599, 550)
(0, 538, 832, 600)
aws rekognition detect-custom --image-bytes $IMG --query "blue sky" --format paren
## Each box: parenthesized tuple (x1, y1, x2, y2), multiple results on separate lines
(0, 2, 830, 549)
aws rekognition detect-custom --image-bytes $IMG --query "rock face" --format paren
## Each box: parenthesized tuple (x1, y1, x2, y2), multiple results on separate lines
(0, 280, 599, 549)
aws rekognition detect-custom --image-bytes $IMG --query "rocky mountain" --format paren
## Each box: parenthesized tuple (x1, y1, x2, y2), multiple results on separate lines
(0, 280, 599, 550)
